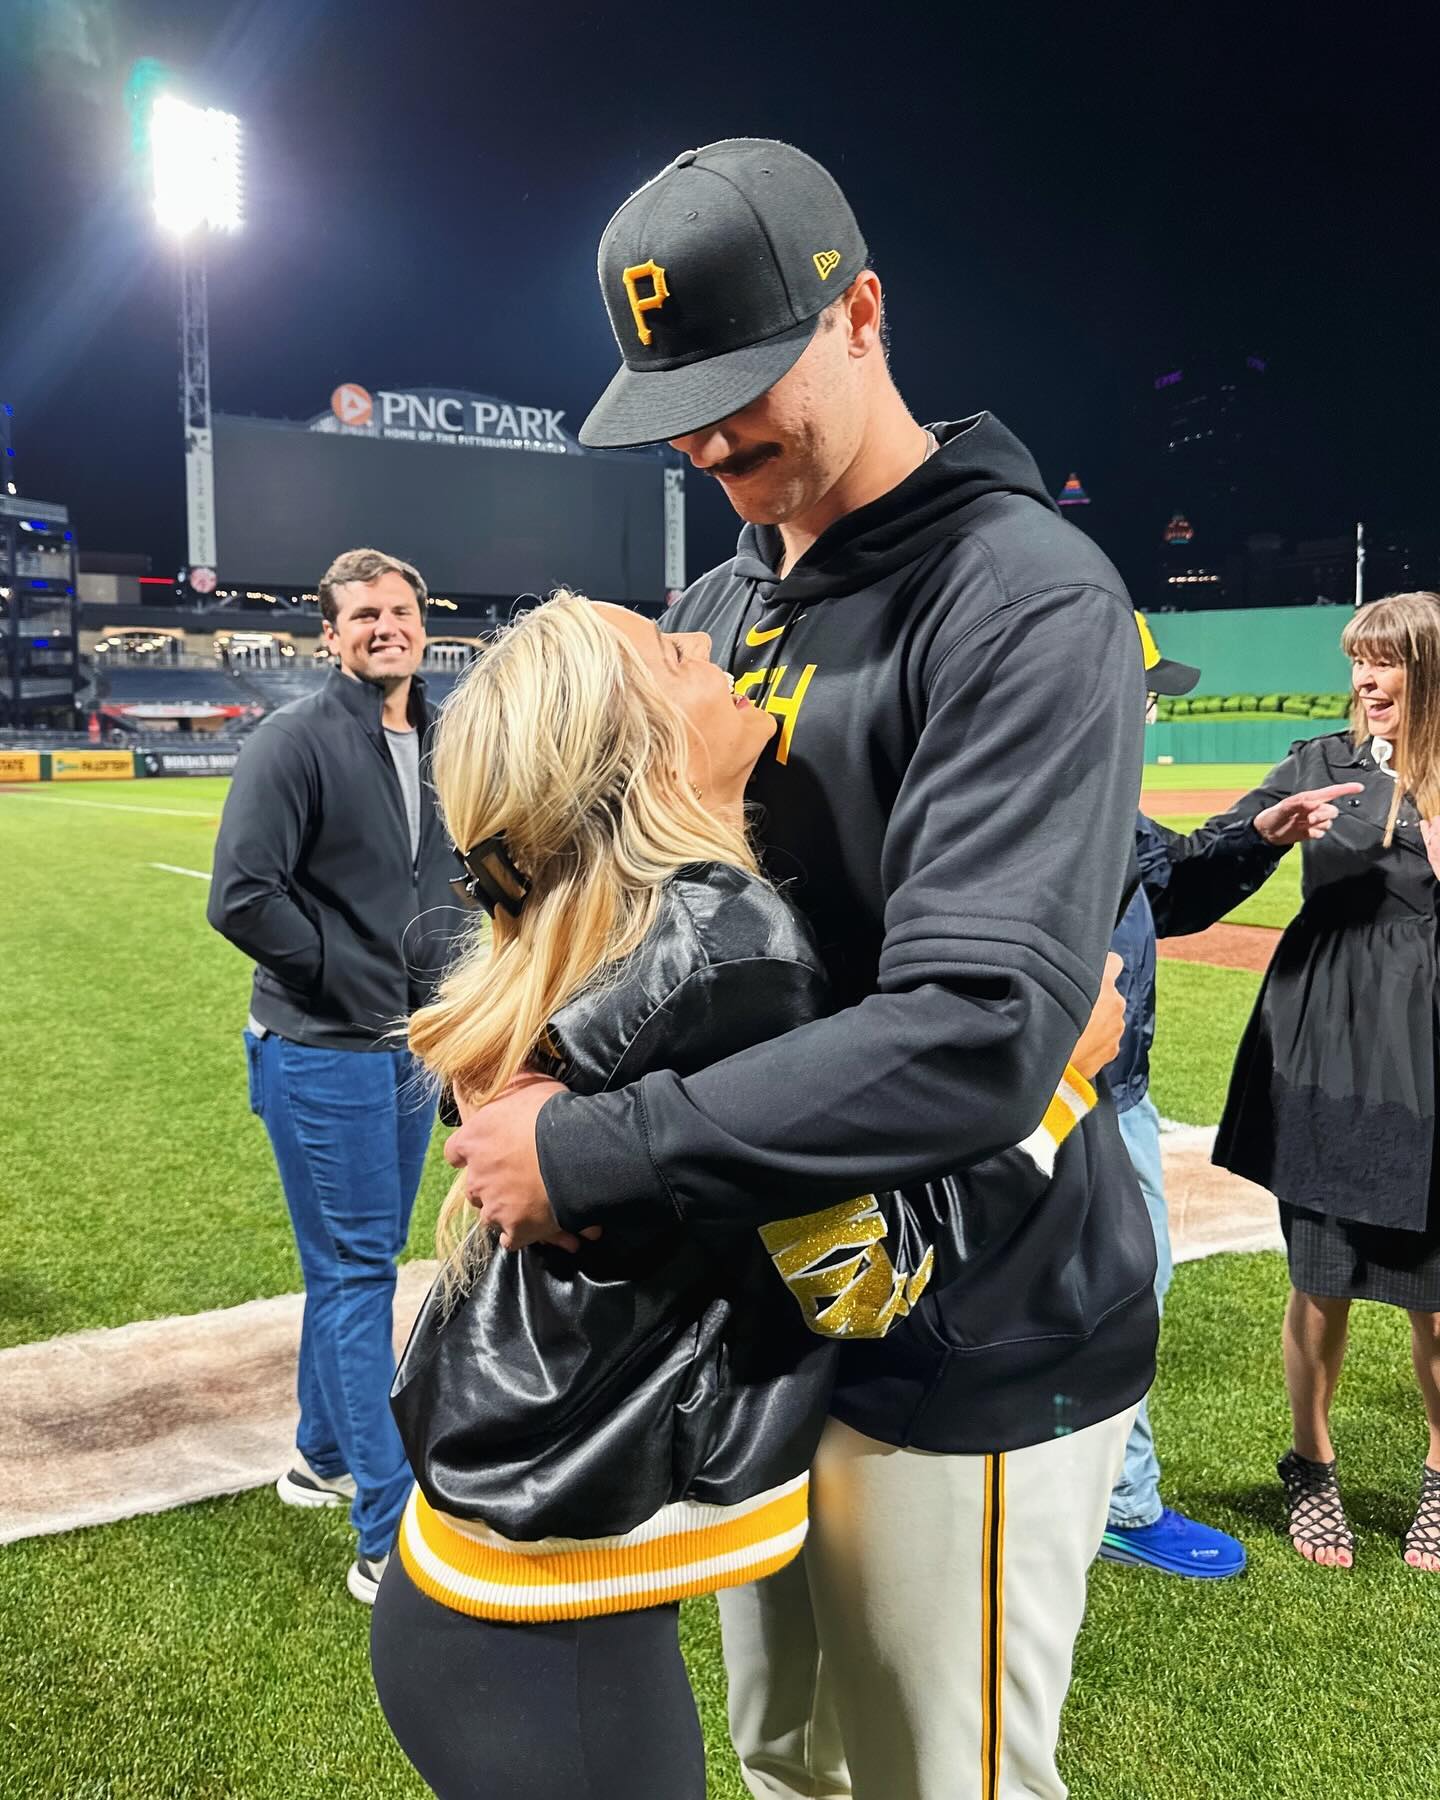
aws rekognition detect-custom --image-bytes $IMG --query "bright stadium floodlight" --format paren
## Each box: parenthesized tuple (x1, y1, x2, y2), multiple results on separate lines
(149, 93, 243, 586)
(151, 95, 243, 236)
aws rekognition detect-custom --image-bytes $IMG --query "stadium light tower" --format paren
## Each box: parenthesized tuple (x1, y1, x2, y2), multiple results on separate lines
(150, 95, 243, 590)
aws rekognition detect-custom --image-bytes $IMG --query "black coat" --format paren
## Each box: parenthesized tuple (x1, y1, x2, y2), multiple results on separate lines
(1213, 732, 1439, 1231)
(1109, 811, 1285, 1113)
(208, 669, 462, 1050)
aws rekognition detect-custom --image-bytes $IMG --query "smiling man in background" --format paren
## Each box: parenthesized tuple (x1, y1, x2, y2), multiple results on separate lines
(208, 547, 458, 1605)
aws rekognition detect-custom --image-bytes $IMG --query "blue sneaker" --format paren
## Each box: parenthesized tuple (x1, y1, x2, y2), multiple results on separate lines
(1098, 1507, 1246, 1579)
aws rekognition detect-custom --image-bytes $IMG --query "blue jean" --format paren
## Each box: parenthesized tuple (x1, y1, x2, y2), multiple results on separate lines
(1107, 1091, 1173, 1529)
(246, 1031, 434, 1557)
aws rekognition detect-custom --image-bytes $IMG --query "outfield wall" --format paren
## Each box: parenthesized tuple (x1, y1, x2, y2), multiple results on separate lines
(1145, 716, 1343, 765)
(1152, 606, 1352, 696)
(0, 748, 238, 781)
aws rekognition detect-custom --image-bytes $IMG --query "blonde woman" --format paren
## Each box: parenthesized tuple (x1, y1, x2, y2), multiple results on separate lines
(1214, 592, 1440, 1572)
(370, 594, 1124, 1800)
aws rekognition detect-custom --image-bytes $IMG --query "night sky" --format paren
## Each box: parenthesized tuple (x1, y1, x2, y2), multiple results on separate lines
(3, 2, 1434, 595)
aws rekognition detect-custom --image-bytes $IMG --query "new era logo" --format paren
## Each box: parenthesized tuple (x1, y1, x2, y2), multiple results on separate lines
(813, 250, 841, 281)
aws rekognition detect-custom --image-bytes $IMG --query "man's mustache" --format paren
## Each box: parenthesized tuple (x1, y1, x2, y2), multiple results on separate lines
(702, 443, 782, 481)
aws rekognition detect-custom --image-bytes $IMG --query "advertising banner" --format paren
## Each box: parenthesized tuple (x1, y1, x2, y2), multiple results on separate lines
(138, 749, 239, 777)
(50, 750, 136, 782)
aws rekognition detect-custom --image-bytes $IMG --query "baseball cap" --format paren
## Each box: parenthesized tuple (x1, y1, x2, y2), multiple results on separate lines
(1136, 612, 1201, 696)
(580, 138, 868, 450)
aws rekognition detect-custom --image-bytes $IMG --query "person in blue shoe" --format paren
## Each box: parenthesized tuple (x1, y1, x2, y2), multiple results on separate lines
(1099, 614, 1361, 1579)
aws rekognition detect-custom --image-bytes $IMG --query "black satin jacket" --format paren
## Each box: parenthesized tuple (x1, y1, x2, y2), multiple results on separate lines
(392, 864, 887, 1541)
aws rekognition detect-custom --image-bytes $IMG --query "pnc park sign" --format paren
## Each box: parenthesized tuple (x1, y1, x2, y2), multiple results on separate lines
(313, 383, 576, 455)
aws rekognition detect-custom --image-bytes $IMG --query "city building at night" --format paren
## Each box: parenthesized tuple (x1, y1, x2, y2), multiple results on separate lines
(1152, 353, 1271, 607)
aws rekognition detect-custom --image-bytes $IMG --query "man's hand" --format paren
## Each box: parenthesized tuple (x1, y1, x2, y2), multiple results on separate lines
(1072, 951, 1126, 1079)
(1253, 784, 1364, 847)
(442, 1072, 580, 1251)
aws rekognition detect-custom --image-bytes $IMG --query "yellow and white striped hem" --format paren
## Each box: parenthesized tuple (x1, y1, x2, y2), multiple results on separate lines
(1015, 1063, 1097, 1179)
(399, 1474, 810, 1622)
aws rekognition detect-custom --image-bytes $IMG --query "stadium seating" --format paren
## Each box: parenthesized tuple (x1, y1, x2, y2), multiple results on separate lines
(99, 665, 246, 706)
(230, 665, 330, 710)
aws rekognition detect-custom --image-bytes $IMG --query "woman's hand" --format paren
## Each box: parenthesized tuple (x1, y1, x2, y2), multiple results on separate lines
(1420, 819, 1440, 883)
(1253, 783, 1364, 846)
(1072, 952, 1126, 1080)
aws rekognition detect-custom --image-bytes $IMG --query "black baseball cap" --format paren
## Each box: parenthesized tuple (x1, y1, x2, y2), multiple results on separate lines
(579, 138, 868, 450)
(1136, 612, 1202, 696)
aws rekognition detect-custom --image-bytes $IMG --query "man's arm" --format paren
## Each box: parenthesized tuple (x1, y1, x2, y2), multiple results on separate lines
(1139, 748, 1363, 940)
(1137, 812, 1284, 939)
(206, 721, 323, 988)
(536, 585, 1145, 1232)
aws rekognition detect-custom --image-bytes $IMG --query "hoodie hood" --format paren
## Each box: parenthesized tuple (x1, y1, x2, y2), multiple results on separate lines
(731, 412, 1060, 610)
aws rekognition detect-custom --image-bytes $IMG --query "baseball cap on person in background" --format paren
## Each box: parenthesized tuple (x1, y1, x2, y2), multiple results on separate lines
(1136, 612, 1201, 697)
(580, 139, 868, 450)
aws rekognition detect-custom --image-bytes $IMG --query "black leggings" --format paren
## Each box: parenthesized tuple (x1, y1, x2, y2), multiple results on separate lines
(370, 1552, 706, 1799)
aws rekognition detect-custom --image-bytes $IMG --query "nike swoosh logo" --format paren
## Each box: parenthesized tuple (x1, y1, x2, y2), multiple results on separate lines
(745, 624, 787, 647)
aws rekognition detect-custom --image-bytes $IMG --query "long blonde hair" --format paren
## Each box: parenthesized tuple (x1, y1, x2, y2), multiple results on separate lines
(1341, 591, 1440, 845)
(411, 591, 758, 1289)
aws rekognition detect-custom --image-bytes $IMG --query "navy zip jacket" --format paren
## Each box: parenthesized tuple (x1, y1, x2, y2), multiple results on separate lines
(1110, 812, 1285, 1113)
(536, 413, 1159, 1455)
(208, 668, 462, 1050)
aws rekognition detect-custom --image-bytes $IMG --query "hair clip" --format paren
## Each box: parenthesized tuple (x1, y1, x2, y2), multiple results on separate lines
(450, 833, 531, 917)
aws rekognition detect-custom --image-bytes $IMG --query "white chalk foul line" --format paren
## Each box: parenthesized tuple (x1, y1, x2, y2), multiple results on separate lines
(0, 792, 218, 819)
(148, 863, 212, 881)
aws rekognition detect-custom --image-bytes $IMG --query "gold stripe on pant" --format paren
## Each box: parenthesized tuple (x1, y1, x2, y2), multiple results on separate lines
(718, 1407, 1134, 1800)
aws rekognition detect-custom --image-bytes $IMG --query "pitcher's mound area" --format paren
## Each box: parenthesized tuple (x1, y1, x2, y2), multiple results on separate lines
(1158, 922, 1281, 974)
(1140, 787, 1247, 814)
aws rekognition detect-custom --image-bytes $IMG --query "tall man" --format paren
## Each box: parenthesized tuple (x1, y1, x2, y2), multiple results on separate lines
(447, 141, 1155, 1797)
(209, 548, 458, 1604)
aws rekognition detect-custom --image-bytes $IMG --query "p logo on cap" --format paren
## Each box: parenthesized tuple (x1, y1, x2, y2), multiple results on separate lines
(622, 260, 670, 347)
(581, 138, 869, 449)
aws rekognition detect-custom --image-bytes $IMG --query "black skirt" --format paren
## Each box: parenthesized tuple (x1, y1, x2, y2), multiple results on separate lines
(1280, 1198, 1440, 1311)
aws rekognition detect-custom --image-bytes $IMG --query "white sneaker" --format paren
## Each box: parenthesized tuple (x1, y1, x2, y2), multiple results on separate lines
(347, 1552, 389, 1605)
(275, 1461, 357, 1509)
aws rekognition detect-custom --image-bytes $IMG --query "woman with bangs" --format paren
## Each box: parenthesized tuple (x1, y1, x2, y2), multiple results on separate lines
(1213, 591, 1440, 1574)
(368, 591, 1125, 1800)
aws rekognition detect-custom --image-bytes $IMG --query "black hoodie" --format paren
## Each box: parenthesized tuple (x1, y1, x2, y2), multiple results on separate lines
(537, 413, 1157, 1453)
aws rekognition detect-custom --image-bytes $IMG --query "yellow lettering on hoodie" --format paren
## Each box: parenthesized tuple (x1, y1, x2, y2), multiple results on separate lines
(734, 662, 817, 766)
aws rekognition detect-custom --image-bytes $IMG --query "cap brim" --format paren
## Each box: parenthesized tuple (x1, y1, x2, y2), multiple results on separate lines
(579, 316, 819, 449)
(1148, 656, 1202, 696)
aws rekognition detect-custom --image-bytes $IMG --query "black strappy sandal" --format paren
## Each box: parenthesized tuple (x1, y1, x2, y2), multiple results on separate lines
(1277, 1449, 1354, 1568)
(1403, 1465, 1440, 1571)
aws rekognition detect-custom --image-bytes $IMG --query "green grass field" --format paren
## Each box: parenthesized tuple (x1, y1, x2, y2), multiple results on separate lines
(9, 770, 1427, 1800)
(1141, 762, 1270, 793)
(0, 780, 451, 1349)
